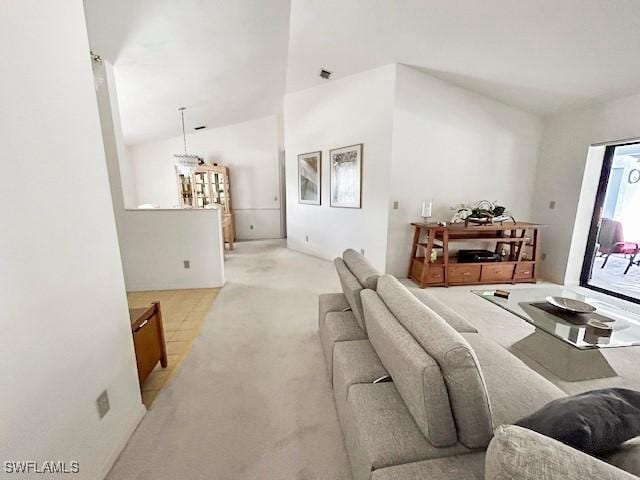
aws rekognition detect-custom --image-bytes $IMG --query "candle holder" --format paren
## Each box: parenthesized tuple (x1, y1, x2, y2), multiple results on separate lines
(421, 200, 433, 223)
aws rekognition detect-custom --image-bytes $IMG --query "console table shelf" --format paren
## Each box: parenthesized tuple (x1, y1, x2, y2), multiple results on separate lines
(408, 222, 542, 288)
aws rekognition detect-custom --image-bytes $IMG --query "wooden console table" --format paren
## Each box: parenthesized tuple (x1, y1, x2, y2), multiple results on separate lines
(408, 222, 542, 288)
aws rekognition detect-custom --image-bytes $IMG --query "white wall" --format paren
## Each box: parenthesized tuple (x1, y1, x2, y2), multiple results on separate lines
(119, 147, 138, 208)
(128, 116, 282, 240)
(386, 65, 544, 275)
(118, 210, 225, 291)
(283, 65, 396, 271)
(98, 62, 225, 291)
(0, 1, 144, 479)
(532, 92, 640, 284)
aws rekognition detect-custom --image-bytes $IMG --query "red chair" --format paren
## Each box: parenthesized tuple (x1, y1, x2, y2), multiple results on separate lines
(598, 218, 640, 274)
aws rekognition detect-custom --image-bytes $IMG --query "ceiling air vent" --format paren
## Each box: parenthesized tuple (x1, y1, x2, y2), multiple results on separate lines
(194, 125, 206, 131)
(319, 68, 332, 80)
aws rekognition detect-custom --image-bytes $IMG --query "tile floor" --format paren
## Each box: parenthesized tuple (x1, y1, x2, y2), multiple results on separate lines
(127, 288, 220, 408)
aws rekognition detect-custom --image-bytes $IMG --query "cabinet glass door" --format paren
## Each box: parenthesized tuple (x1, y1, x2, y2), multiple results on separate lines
(194, 171, 213, 208)
(211, 172, 220, 203)
(177, 174, 194, 207)
(211, 172, 230, 213)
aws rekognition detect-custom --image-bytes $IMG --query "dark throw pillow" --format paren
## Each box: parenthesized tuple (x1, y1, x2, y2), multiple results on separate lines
(515, 388, 640, 455)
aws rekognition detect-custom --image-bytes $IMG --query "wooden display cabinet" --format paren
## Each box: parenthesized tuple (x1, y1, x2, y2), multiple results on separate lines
(408, 222, 542, 288)
(176, 164, 235, 249)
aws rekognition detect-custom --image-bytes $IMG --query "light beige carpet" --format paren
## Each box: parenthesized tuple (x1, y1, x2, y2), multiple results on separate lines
(107, 240, 352, 480)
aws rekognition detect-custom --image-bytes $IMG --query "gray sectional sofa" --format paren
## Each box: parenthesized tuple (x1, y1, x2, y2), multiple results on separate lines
(319, 249, 639, 480)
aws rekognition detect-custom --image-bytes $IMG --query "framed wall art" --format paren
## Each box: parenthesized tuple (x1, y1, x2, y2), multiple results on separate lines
(330, 144, 362, 208)
(298, 151, 322, 205)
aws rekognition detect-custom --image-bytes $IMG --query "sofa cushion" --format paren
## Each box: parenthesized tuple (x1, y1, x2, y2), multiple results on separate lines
(319, 292, 350, 328)
(333, 340, 387, 405)
(371, 453, 485, 480)
(486, 425, 637, 480)
(319, 311, 367, 380)
(362, 289, 457, 447)
(462, 333, 566, 427)
(410, 289, 478, 333)
(343, 248, 379, 290)
(376, 275, 493, 449)
(335, 257, 367, 332)
(332, 339, 388, 435)
(607, 437, 640, 477)
(345, 382, 470, 480)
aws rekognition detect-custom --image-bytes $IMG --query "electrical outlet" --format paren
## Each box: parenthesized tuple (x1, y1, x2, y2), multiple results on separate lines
(541, 253, 547, 261)
(549, 200, 557, 210)
(393, 200, 399, 210)
(305, 235, 309, 242)
(96, 390, 110, 419)
(183, 260, 190, 269)
(360, 248, 365, 255)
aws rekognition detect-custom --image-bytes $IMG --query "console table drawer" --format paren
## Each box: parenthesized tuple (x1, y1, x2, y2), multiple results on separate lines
(425, 265, 445, 284)
(410, 259, 445, 284)
(480, 264, 515, 282)
(410, 258, 423, 280)
(515, 263, 534, 280)
(449, 264, 481, 283)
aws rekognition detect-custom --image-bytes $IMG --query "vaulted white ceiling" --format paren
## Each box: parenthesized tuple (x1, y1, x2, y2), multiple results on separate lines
(85, 0, 291, 145)
(86, 0, 640, 145)
(286, 0, 640, 116)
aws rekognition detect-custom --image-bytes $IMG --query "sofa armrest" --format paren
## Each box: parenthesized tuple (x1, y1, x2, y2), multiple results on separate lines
(607, 437, 640, 477)
(485, 425, 638, 480)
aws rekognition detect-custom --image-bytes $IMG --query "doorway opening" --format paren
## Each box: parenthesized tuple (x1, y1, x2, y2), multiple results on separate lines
(581, 141, 640, 303)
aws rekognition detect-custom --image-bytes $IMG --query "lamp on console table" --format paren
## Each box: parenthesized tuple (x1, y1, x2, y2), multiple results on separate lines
(421, 200, 433, 224)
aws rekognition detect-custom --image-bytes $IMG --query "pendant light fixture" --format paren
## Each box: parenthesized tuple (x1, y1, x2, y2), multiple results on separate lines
(174, 106, 203, 175)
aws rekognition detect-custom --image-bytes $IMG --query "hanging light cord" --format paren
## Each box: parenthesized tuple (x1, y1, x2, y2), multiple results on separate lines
(179, 107, 187, 155)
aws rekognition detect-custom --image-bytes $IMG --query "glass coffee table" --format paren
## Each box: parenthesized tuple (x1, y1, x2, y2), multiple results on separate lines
(474, 287, 640, 350)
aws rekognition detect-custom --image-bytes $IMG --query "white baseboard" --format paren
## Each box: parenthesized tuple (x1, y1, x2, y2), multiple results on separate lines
(98, 403, 146, 480)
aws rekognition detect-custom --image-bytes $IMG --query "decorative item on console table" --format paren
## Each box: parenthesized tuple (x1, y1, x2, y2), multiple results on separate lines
(420, 199, 433, 223)
(450, 200, 515, 225)
(408, 221, 543, 288)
